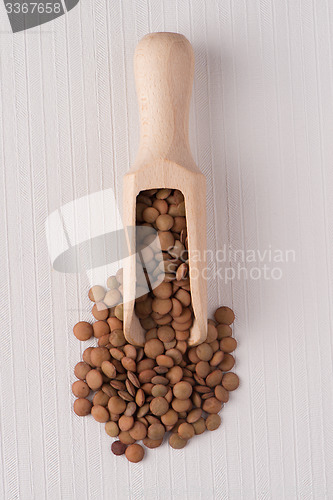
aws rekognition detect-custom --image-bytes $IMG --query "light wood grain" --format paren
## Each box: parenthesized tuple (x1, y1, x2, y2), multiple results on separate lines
(123, 32, 207, 346)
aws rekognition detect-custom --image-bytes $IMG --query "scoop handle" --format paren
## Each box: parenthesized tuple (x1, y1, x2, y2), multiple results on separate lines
(134, 32, 195, 167)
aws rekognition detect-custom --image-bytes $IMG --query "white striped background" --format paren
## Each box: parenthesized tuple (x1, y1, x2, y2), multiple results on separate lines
(0, 0, 332, 498)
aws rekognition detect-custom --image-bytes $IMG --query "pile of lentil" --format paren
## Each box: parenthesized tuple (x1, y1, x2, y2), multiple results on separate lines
(72, 188, 239, 463)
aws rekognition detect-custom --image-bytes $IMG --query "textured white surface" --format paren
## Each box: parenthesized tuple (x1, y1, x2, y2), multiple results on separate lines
(0, 0, 333, 499)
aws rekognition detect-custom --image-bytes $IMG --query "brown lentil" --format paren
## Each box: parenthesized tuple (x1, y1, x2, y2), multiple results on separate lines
(105, 421, 119, 437)
(196, 343, 213, 362)
(156, 214, 174, 231)
(90, 347, 110, 367)
(215, 385, 229, 402)
(222, 372, 239, 391)
(206, 414, 221, 431)
(92, 303, 109, 321)
(150, 397, 169, 416)
(217, 324, 232, 339)
(166, 366, 183, 385)
(74, 398, 92, 416)
(101, 360, 116, 379)
(210, 351, 224, 367)
(108, 396, 126, 415)
(104, 289, 121, 308)
(173, 381, 192, 400)
(144, 338, 164, 359)
(151, 384, 168, 397)
(214, 306, 235, 325)
(178, 422, 195, 440)
(107, 317, 123, 331)
(118, 431, 136, 445)
(110, 329, 126, 347)
(195, 361, 211, 378)
(86, 370, 103, 391)
(72, 380, 90, 398)
(92, 320, 110, 339)
(92, 391, 109, 407)
(91, 405, 109, 423)
(169, 433, 187, 449)
(171, 398, 191, 413)
(143, 437, 163, 449)
(118, 415, 134, 432)
(148, 423, 165, 440)
(220, 337, 237, 353)
(219, 353, 235, 372)
(202, 397, 222, 414)
(111, 441, 127, 456)
(206, 323, 218, 343)
(88, 285, 105, 303)
(129, 421, 147, 441)
(187, 408, 202, 424)
(206, 370, 223, 388)
(73, 322, 93, 341)
(192, 418, 206, 435)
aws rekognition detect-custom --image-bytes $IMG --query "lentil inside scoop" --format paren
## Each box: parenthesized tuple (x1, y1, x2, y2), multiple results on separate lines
(71, 189, 239, 462)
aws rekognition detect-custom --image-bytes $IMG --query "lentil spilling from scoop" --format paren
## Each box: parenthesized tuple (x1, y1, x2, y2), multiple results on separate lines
(72, 189, 239, 462)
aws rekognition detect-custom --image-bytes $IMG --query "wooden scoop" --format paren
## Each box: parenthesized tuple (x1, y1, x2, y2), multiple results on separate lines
(123, 32, 207, 347)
